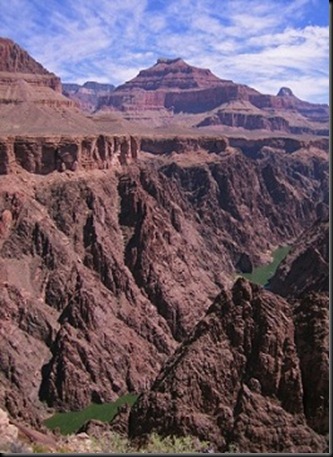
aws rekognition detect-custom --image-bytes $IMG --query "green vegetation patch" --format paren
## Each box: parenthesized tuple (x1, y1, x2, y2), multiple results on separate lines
(44, 393, 138, 435)
(91, 432, 209, 453)
(242, 245, 291, 286)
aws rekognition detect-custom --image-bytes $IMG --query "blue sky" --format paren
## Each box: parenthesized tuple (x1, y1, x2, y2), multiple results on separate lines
(1, 0, 329, 103)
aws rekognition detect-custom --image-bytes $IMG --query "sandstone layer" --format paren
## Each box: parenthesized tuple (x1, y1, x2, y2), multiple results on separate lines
(0, 134, 139, 174)
(0, 38, 127, 136)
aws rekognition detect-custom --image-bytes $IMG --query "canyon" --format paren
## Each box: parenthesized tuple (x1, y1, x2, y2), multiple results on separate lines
(128, 220, 329, 452)
(0, 37, 329, 453)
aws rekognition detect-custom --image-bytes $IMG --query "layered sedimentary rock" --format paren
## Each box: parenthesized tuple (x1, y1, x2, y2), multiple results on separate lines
(0, 38, 113, 136)
(0, 39, 329, 453)
(96, 58, 328, 136)
(0, 134, 140, 174)
(0, 38, 50, 75)
(0, 38, 63, 96)
(62, 82, 115, 113)
(97, 58, 258, 113)
(196, 100, 328, 136)
(251, 87, 329, 123)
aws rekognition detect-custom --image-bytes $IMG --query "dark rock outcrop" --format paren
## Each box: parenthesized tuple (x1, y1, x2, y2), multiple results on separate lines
(235, 253, 253, 273)
(128, 279, 327, 453)
(268, 220, 329, 435)
(127, 217, 329, 453)
(268, 220, 329, 297)
(277, 87, 294, 97)
(0, 174, 176, 420)
(0, 135, 328, 425)
(292, 292, 329, 435)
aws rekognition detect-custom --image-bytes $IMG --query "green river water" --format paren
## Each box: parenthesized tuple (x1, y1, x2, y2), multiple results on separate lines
(242, 245, 291, 287)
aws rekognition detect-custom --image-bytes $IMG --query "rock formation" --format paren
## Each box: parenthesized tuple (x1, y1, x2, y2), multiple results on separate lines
(97, 58, 259, 113)
(128, 278, 327, 452)
(0, 37, 63, 94)
(0, 135, 328, 424)
(196, 99, 328, 136)
(0, 408, 20, 451)
(0, 38, 114, 136)
(268, 219, 329, 297)
(0, 134, 139, 174)
(96, 57, 329, 135)
(268, 219, 329, 435)
(128, 217, 329, 452)
(63, 81, 115, 113)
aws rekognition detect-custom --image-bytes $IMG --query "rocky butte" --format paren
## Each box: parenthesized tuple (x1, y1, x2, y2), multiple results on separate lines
(0, 37, 329, 453)
(95, 57, 329, 135)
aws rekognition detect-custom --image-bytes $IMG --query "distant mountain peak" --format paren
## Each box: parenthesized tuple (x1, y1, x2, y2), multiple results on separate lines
(277, 87, 294, 97)
(114, 57, 232, 94)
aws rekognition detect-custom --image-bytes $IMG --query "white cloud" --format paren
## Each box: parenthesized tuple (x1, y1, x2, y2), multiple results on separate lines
(0, 0, 329, 103)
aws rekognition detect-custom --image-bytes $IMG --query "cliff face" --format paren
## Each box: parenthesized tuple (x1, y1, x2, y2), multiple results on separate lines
(114, 58, 233, 91)
(0, 38, 50, 75)
(0, 170, 177, 423)
(0, 37, 86, 136)
(250, 88, 329, 123)
(128, 215, 329, 453)
(0, 38, 62, 94)
(0, 134, 328, 426)
(128, 279, 327, 453)
(97, 59, 258, 113)
(0, 134, 139, 175)
(268, 219, 329, 297)
(268, 220, 329, 435)
(195, 94, 329, 135)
